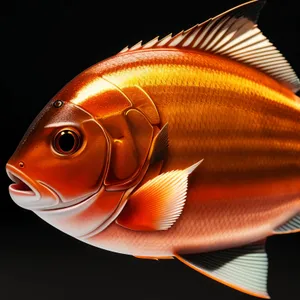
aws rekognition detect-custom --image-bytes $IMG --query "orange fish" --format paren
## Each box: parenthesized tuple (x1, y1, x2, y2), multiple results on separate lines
(6, 0, 300, 298)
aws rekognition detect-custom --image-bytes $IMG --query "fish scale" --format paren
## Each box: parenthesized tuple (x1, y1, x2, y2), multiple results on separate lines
(83, 48, 300, 254)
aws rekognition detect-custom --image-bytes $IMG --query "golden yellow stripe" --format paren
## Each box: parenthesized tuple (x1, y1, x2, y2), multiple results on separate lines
(103, 63, 300, 110)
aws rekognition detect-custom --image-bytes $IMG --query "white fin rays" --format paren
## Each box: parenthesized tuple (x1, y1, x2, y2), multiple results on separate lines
(118, 0, 300, 93)
(143, 36, 159, 49)
(176, 244, 270, 299)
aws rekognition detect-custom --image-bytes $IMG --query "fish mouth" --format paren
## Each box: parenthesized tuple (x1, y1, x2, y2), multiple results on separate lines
(8, 172, 36, 197)
(6, 165, 42, 209)
(6, 164, 94, 211)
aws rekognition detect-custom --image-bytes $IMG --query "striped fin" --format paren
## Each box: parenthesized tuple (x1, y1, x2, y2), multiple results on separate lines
(176, 244, 269, 299)
(119, 0, 300, 93)
(274, 213, 300, 233)
(116, 160, 202, 231)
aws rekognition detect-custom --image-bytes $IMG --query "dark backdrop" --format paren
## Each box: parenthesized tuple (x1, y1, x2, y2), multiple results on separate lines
(1, 0, 299, 299)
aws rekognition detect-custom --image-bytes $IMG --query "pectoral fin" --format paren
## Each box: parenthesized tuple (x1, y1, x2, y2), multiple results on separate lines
(116, 160, 203, 231)
(176, 243, 269, 299)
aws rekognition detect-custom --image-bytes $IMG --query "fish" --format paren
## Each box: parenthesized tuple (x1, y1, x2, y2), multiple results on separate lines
(6, 0, 300, 298)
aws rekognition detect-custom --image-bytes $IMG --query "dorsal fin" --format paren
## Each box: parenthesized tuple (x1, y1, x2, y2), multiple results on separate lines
(119, 0, 300, 93)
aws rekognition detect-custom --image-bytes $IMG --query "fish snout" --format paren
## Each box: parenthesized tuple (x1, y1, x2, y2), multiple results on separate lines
(6, 163, 59, 210)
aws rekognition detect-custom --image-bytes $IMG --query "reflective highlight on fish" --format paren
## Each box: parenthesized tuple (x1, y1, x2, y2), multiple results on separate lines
(6, 1, 300, 298)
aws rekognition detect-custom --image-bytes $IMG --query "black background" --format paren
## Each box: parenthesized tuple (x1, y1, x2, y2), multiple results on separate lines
(1, 0, 300, 299)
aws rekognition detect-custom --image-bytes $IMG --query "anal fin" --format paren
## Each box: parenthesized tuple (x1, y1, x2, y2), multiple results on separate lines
(176, 244, 270, 299)
(274, 213, 300, 234)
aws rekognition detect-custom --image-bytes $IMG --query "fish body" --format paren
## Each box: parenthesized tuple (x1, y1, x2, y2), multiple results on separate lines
(58, 48, 300, 256)
(6, 1, 300, 298)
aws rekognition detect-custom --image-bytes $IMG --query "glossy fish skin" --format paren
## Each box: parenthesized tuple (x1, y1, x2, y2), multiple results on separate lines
(6, 0, 300, 298)
(70, 48, 300, 255)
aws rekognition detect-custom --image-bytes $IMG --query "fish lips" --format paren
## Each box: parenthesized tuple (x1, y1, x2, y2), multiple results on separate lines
(6, 164, 60, 210)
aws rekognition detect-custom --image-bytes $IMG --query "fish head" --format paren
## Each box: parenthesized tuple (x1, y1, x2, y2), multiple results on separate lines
(6, 98, 109, 211)
(6, 69, 157, 238)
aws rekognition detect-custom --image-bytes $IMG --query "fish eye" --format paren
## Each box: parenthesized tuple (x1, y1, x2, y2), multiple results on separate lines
(53, 129, 81, 155)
